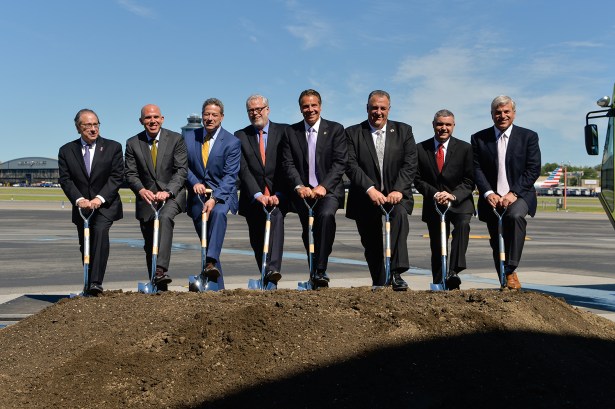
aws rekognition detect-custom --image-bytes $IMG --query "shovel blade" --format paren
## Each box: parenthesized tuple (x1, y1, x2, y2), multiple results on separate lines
(297, 280, 313, 291)
(248, 278, 278, 290)
(138, 282, 155, 294)
(430, 283, 445, 292)
(188, 275, 204, 292)
(247, 278, 262, 290)
(204, 280, 219, 291)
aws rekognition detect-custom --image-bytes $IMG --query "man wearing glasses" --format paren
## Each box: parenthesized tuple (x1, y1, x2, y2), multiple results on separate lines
(58, 109, 124, 295)
(235, 95, 289, 286)
(184, 98, 241, 290)
(125, 104, 188, 290)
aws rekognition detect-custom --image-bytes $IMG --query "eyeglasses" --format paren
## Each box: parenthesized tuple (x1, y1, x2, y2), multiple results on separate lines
(81, 123, 100, 129)
(247, 106, 268, 115)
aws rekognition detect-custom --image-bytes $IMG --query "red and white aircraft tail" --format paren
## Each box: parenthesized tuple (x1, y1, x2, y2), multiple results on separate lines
(535, 166, 563, 188)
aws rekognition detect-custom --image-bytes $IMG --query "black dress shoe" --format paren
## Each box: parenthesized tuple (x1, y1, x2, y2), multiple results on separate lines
(264, 270, 282, 285)
(202, 263, 220, 281)
(446, 274, 461, 290)
(391, 272, 408, 291)
(312, 270, 330, 287)
(153, 273, 172, 286)
(87, 283, 103, 296)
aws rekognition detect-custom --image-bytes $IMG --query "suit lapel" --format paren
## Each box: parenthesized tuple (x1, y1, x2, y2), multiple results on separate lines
(138, 132, 156, 176)
(361, 124, 380, 181)
(247, 127, 264, 168)
(70, 139, 88, 177)
(425, 139, 438, 174)
(382, 123, 399, 181)
(264, 125, 279, 170)
(90, 137, 105, 176)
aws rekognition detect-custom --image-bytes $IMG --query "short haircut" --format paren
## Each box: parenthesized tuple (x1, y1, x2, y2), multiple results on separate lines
(245, 94, 269, 109)
(433, 109, 455, 121)
(202, 98, 224, 115)
(298, 89, 321, 106)
(367, 90, 391, 106)
(74, 109, 98, 126)
(491, 95, 516, 112)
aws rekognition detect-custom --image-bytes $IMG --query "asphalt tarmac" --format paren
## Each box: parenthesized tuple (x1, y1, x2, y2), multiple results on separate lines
(1, 200, 615, 326)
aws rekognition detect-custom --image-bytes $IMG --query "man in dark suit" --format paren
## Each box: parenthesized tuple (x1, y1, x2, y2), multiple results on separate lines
(345, 90, 417, 290)
(471, 95, 541, 289)
(184, 98, 241, 290)
(235, 95, 288, 286)
(415, 109, 475, 290)
(125, 104, 188, 289)
(59, 109, 124, 295)
(281, 89, 347, 287)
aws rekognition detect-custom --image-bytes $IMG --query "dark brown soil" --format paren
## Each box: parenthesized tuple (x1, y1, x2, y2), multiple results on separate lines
(1, 288, 614, 409)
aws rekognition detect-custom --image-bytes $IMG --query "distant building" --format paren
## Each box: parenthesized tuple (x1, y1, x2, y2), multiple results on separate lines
(0, 157, 59, 186)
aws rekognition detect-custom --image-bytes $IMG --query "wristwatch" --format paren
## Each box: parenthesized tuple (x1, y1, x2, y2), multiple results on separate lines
(164, 189, 175, 199)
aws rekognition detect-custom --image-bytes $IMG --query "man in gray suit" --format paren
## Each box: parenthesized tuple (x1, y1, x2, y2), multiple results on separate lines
(125, 104, 188, 289)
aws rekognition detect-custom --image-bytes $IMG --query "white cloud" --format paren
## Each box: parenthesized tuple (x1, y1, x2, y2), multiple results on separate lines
(116, 0, 155, 19)
(286, 21, 332, 49)
(390, 45, 601, 165)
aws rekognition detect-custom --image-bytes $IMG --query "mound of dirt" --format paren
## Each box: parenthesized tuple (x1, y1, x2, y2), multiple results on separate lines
(1, 288, 614, 409)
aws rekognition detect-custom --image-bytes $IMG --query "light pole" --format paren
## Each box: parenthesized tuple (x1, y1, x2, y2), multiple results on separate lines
(562, 161, 570, 210)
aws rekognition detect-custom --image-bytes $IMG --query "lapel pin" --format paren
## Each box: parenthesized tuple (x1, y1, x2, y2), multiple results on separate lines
(390, 129, 395, 133)
(323, 131, 327, 135)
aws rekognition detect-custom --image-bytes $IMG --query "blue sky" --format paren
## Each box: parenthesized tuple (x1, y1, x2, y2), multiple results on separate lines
(1, 0, 614, 166)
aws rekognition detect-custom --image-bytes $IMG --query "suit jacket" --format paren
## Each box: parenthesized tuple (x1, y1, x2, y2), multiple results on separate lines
(281, 118, 348, 208)
(235, 121, 289, 216)
(184, 126, 241, 218)
(124, 128, 188, 220)
(345, 120, 417, 219)
(58, 136, 124, 224)
(415, 136, 475, 222)
(471, 124, 541, 220)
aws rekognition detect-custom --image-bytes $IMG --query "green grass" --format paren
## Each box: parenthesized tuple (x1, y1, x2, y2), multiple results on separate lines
(0, 187, 136, 203)
(0, 187, 605, 214)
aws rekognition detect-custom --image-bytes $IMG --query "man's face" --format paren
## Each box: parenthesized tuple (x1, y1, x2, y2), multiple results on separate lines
(247, 98, 269, 129)
(491, 103, 516, 131)
(76, 112, 100, 145)
(202, 104, 224, 134)
(140, 105, 164, 137)
(300, 95, 321, 126)
(367, 95, 390, 130)
(433, 115, 455, 143)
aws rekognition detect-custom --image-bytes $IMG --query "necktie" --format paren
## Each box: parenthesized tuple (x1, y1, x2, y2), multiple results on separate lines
(259, 130, 270, 196)
(497, 133, 509, 195)
(308, 127, 318, 187)
(202, 134, 211, 169)
(84, 144, 91, 176)
(375, 130, 385, 180)
(436, 143, 444, 173)
(151, 139, 157, 169)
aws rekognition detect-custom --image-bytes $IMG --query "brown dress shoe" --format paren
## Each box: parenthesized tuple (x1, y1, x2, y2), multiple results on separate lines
(506, 272, 522, 289)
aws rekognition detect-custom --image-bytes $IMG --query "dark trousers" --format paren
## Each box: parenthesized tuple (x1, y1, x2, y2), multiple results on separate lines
(355, 204, 409, 286)
(485, 198, 528, 275)
(245, 204, 284, 273)
(139, 200, 182, 276)
(426, 212, 472, 284)
(294, 194, 339, 272)
(76, 213, 114, 286)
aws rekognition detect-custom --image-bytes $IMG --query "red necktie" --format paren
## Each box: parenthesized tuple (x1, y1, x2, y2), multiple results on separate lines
(259, 130, 270, 196)
(436, 143, 444, 173)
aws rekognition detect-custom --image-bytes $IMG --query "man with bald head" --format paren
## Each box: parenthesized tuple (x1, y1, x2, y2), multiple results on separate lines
(125, 104, 188, 290)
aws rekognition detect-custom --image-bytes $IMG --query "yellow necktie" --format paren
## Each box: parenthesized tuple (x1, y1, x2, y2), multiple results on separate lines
(151, 139, 157, 169)
(202, 135, 210, 168)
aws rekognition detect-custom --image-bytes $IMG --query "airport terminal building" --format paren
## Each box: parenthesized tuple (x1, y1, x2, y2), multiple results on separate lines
(0, 157, 59, 186)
